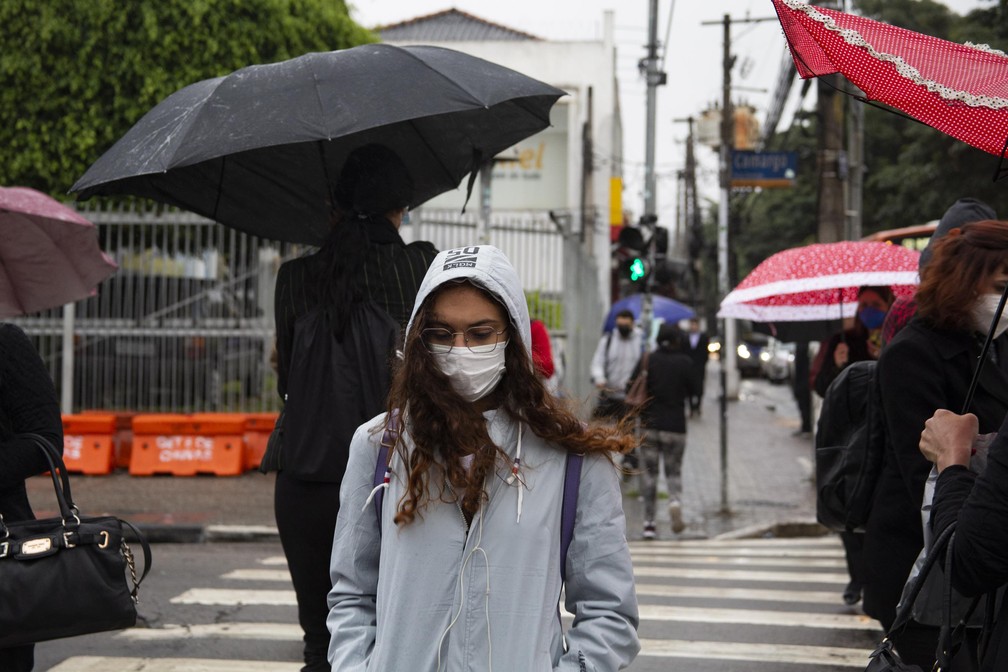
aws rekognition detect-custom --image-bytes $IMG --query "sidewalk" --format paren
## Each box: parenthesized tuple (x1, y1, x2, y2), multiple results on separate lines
(26, 378, 825, 543)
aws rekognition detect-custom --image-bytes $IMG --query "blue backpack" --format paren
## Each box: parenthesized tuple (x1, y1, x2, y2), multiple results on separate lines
(372, 415, 583, 581)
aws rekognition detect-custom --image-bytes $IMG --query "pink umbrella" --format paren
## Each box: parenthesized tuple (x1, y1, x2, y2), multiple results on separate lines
(772, 0, 1008, 157)
(0, 187, 117, 317)
(718, 241, 920, 322)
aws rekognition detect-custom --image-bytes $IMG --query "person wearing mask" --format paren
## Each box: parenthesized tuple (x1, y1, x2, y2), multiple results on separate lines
(590, 309, 643, 422)
(269, 143, 438, 672)
(628, 323, 698, 539)
(862, 219, 1008, 668)
(814, 286, 894, 607)
(0, 323, 64, 672)
(881, 198, 997, 345)
(327, 245, 640, 671)
(684, 317, 710, 417)
(813, 285, 894, 398)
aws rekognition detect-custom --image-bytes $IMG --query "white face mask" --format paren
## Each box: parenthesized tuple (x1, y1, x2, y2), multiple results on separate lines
(972, 293, 1008, 339)
(430, 341, 509, 402)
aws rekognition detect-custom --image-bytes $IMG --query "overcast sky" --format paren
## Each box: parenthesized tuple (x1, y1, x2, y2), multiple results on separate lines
(349, 0, 991, 222)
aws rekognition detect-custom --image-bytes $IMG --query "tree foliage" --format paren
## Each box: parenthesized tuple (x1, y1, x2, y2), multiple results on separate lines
(0, 0, 374, 196)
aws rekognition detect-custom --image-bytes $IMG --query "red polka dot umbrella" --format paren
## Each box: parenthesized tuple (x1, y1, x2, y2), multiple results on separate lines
(718, 241, 920, 323)
(772, 0, 1008, 157)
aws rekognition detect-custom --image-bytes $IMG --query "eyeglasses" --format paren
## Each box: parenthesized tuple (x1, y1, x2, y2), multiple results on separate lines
(421, 325, 508, 353)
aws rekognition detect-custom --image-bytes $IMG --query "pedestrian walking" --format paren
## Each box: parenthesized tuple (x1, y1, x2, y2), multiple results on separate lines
(863, 219, 1008, 668)
(590, 309, 643, 420)
(684, 317, 710, 417)
(628, 323, 698, 539)
(327, 244, 640, 671)
(266, 144, 437, 672)
(0, 323, 64, 672)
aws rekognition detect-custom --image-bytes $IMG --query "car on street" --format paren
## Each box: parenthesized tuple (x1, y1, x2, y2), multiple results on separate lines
(707, 331, 769, 379)
(761, 338, 796, 384)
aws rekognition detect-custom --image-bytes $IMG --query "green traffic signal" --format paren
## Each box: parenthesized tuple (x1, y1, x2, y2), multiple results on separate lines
(629, 257, 646, 282)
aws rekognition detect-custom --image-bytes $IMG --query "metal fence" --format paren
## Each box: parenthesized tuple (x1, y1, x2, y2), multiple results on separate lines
(11, 203, 602, 414)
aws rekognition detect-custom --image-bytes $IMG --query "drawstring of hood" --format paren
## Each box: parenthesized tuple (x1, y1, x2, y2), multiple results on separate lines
(506, 423, 524, 523)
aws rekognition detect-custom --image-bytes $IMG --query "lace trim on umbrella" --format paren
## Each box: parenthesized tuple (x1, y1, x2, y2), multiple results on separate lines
(783, 0, 1008, 110)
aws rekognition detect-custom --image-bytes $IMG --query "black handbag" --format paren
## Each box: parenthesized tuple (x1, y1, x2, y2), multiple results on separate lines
(864, 524, 981, 672)
(0, 433, 152, 647)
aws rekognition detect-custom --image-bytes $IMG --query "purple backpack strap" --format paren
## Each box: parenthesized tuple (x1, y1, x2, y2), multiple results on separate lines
(560, 453, 584, 582)
(373, 410, 401, 534)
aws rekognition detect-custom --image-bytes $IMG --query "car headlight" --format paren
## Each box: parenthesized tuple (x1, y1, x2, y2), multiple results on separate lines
(737, 344, 750, 359)
(759, 351, 771, 362)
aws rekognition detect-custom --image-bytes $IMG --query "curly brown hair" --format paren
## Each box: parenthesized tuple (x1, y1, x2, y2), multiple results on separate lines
(384, 282, 637, 526)
(916, 220, 1008, 332)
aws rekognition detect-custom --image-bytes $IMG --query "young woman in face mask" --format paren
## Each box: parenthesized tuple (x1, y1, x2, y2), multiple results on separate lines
(326, 245, 640, 672)
(812, 285, 894, 398)
(860, 219, 1008, 668)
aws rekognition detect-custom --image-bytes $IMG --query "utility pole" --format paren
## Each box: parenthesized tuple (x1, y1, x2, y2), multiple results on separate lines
(717, 13, 734, 515)
(702, 11, 777, 515)
(639, 0, 667, 341)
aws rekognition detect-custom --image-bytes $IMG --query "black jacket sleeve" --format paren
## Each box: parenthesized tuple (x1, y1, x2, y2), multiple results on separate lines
(931, 412, 1008, 597)
(0, 324, 63, 490)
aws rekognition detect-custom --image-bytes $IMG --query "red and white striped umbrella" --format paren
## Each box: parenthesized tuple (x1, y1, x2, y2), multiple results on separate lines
(718, 241, 920, 322)
(772, 0, 1008, 157)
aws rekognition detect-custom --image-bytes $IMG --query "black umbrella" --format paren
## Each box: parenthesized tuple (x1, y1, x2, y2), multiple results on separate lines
(71, 44, 565, 245)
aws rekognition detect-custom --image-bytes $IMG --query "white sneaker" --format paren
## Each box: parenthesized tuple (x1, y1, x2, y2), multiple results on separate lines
(668, 501, 685, 534)
(642, 521, 657, 540)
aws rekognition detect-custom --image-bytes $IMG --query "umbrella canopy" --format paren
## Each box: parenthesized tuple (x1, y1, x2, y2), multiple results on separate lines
(772, 0, 1008, 157)
(718, 241, 920, 323)
(71, 44, 565, 245)
(603, 293, 695, 332)
(0, 187, 117, 318)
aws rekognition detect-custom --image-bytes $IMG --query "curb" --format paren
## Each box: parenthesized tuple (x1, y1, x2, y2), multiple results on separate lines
(714, 518, 830, 540)
(125, 523, 280, 544)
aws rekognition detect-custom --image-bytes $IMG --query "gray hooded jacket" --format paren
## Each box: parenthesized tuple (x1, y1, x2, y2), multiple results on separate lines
(327, 245, 640, 671)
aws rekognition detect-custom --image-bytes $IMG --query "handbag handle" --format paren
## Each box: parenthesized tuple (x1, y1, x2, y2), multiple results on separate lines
(10, 433, 79, 529)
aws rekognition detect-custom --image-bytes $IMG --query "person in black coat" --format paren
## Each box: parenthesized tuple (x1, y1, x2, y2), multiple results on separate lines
(863, 219, 1008, 667)
(684, 318, 709, 416)
(629, 323, 697, 539)
(269, 144, 437, 671)
(0, 323, 63, 671)
(923, 408, 1008, 672)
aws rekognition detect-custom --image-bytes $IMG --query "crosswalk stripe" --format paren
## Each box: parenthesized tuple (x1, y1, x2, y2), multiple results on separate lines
(171, 588, 296, 606)
(630, 536, 840, 548)
(220, 569, 293, 582)
(49, 656, 300, 671)
(630, 546, 845, 558)
(117, 622, 302, 641)
(631, 554, 847, 568)
(638, 604, 876, 630)
(259, 556, 288, 566)
(638, 638, 870, 668)
(634, 582, 852, 604)
(635, 565, 850, 583)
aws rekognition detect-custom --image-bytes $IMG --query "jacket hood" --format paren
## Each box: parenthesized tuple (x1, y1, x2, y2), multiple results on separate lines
(920, 197, 997, 269)
(406, 245, 532, 355)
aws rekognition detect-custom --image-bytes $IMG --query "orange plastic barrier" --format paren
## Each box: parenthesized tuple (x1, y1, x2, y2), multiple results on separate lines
(130, 413, 246, 476)
(243, 412, 279, 470)
(62, 414, 117, 475)
(82, 410, 135, 468)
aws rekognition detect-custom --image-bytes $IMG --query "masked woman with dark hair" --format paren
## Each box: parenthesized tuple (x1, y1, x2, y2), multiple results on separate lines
(862, 220, 1008, 668)
(327, 245, 640, 671)
(269, 144, 437, 671)
(812, 285, 894, 398)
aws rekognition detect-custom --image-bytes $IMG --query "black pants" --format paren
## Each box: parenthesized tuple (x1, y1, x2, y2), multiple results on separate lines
(0, 645, 34, 671)
(275, 471, 342, 672)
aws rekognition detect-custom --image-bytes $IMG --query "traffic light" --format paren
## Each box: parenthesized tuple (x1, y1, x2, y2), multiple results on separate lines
(627, 256, 646, 282)
(615, 226, 648, 288)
